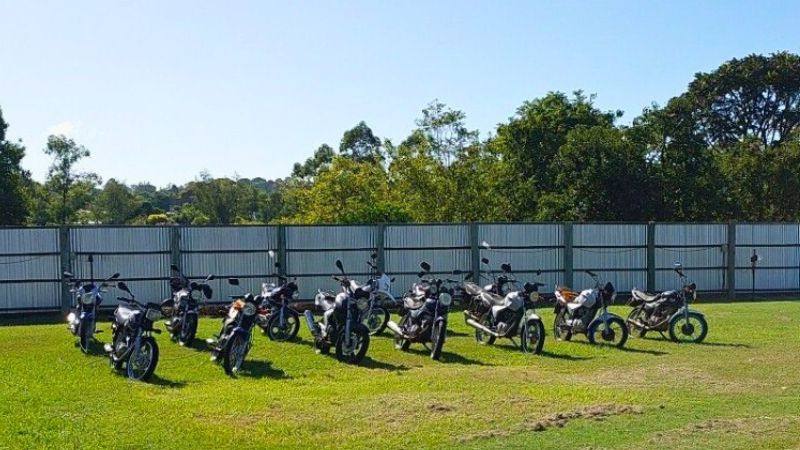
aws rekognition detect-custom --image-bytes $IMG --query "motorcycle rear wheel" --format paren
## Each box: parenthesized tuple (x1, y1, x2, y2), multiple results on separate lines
(626, 307, 648, 338)
(475, 315, 496, 345)
(266, 310, 300, 342)
(553, 310, 572, 341)
(364, 306, 389, 336)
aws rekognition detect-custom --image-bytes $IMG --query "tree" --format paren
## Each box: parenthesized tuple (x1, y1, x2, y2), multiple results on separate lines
(43, 135, 100, 224)
(339, 121, 383, 163)
(292, 144, 335, 179)
(93, 179, 142, 224)
(677, 52, 800, 147)
(489, 91, 621, 220)
(0, 107, 29, 225)
(539, 126, 655, 220)
(415, 100, 479, 165)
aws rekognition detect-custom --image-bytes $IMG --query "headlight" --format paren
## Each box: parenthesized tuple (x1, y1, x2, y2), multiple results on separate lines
(356, 297, 369, 311)
(81, 293, 95, 305)
(146, 309, 162, 322)
(243, 303, 256, 316)
(529, 291, 540, 302)
(66, 312, 76, 323)
(439, 293, 452, 306)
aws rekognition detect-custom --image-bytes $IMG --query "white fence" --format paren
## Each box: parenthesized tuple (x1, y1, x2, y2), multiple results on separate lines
(1, 222, 798, 313)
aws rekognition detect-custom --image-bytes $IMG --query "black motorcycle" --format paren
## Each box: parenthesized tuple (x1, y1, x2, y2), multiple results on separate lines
(208, 278, 259, 376)
(386, 262, 456, 360)
(362, 252, 396, 336)
(553, 271, 628, 348)
(106, 281, 162, 381)
(162, 264, 214, 346)
(256, 260, 301, 341)
(461, 261, 546, 354)
(64, 271, 119, 353)
(304, 259, 371, 364)
(627, 263, 707, 343)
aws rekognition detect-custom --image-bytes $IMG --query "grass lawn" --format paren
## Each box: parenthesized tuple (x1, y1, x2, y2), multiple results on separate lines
(1, 301, 799, 449)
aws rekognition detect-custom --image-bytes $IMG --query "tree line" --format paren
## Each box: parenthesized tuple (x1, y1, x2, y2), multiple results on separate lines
(2, 52, 799, 226)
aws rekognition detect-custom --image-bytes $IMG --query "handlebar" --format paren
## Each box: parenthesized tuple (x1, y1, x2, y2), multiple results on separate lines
(585, 270, 597, 278)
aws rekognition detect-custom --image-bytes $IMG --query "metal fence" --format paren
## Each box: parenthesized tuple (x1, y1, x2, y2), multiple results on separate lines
(1, 222, 799, 314)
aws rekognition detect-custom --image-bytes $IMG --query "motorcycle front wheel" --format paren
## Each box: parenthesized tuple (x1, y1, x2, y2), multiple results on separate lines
(266, 310, 300, 342)
(78, 320, 92, 354)
(430, 320, 446, 360)
(394, 315, 411, 351)
(668, 312, 708, 343)
(126, 337, 159, 381)
(587, 317, 629, 348)
(364, 306, 389, 336)
(520, 319, 545, 355)
(223, 333, 249, 375)
(335, 325, 370, 364)
(178, 314, 197, 346)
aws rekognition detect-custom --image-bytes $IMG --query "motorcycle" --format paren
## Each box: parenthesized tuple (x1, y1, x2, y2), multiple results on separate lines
(362, 252, 396, 335)
(207, 278, 259, 376)
(626, 263, 707, 343)
(553, 271, 628, 348)
(64, 271, 120, 353)
(304, 259, 371, 364)
(462, 260, 546, 354)
(162, 264, 214, 346)
(386, 261, 455, 360)
(256, 259, 301, 341)
(106, 281, 162, 381)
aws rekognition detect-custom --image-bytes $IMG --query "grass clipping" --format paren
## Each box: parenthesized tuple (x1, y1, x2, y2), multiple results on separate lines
(461, 404, 644, 442)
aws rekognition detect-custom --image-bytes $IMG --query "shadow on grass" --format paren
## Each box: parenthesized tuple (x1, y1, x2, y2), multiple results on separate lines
(641, 336, 751, 348)
(571, 340, 669, 356)
(490, 342, 594, 360)
(360, 356, 410, 371)
(237, 360, 291, 380)
(406, 347, 491, 366)
(150, 375, 188, 389)
(446, 329, 471, 338)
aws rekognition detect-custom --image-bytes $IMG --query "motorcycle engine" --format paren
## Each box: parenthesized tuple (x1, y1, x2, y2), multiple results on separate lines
(496, 321, 509, 335)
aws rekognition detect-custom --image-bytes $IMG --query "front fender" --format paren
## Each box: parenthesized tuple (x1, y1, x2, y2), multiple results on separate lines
(526, 312, 541, 322)
(669, 307, 704, 321)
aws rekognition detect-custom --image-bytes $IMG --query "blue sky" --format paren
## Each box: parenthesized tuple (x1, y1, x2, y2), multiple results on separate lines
(1, 0, 798, 186)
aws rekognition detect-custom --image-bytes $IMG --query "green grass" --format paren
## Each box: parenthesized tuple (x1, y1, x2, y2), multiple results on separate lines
(1, 302, 799, 449)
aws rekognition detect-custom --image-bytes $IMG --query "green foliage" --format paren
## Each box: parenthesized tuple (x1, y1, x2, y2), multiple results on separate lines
(339, 121, 384, 163)
(0, 108, 29, 225)
(92, 179, 142, 224)
(43, 135, 100, 224)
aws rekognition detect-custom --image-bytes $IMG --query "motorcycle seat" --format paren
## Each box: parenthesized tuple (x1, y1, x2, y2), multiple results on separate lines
(480, 291, 505, 307)
(315, 291, 337, 311)
(631, 289, 660, 302)
(463, 282, 484, 297)
(403, 296, 425, 310)
(114, 305, 140, 325)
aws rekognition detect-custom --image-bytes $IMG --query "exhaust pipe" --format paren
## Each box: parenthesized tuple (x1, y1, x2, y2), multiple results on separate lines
(303, 310, 320, 337)
(465, 318, 501, 337)
(385, 320, 407, 338)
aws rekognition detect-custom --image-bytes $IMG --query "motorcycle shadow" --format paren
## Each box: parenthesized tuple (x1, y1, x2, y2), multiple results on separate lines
(74, 340, 109, 357)
(236, 360, 291, 380)
(405, 347, 491, 366)
(570, 340, 669, 356)
(489, 343, 592, 361)
(149, 375, 188, 389)
(641, 336, 752, 348)
(359, 357, 410, 372)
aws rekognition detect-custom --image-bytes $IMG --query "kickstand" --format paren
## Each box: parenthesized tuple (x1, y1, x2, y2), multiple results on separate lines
(658, 331, 668, 339)
(510, 337, 519, 348)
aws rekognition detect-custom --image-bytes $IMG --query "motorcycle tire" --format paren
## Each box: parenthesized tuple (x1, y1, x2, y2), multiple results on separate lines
(520, 319, 545, 355)
(668, 312, 708, 344)
(553, 310, 572, 342)
(125, 337, 159, 381)
(223, 333, 249, 376)
(266, 310, 300, 342)
(335, 324, 370, 364)
(178, 314, 197, 347)
(587, 317, 629, 348)
(365, 306, 389, 336)
(78, 320, 92, 354)
(626, 308, 648, 338)
(475, 315, 496, 345)
(430, 320, 446, 360)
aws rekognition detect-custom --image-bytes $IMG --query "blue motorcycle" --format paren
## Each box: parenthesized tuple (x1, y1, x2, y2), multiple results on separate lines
(64, 271, 120, 353)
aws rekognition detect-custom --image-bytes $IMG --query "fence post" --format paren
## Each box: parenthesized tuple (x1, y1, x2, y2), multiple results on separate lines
(169, 226, 181, 270)
(727, 221, 736, 300)
(470, 222, 480, 281)
(647, 221, 656, 292)
(59, 226, 72, 314)
(376, 223, 386, 274)
(277, 225, 287, 277)
(563, 222, 573, 288)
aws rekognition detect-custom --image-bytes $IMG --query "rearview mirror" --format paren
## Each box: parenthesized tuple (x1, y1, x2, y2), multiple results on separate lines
(63, 271, 74, 279)
(370, 252, 378, 260)
(228, 278, 240, 286)
(501, 263, 511, 273)
(481, 257, 490, 265)
(480, 241, 491, 249)
(202, 284, 213, 299)
(117, 281, 131, 294)
(170, 264, 179, 272)
(335, 259, 344, 273)
(420, 262, 431, 272)
(274, 261, 281, 269)
(110, 273, 120, 280)
(206, 274, 215, 281)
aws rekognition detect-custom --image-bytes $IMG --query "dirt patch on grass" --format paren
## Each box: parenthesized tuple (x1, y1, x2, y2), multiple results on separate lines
(650, 416, 800, 447)
(427, 402, 454, 413)
(460, 404, 644, 442)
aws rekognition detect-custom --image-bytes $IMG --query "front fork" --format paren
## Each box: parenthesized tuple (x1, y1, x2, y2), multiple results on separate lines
(344, 303, 352, 348)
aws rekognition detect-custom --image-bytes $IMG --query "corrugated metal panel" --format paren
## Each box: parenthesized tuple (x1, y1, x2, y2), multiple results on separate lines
(182, 226, 277, 251)
(655, 224, 727, 245)
(574, 224, 646, 246)
(0, 228, 61, 310)
(70, 227, 171, 306)
(479, 248, 562, 272)
(385, 224, 469, 248)
(478, 223, 562, 247)
(736, 268, 800, 291)
(288, 250, 375, 277)
(735, 224, 800, 291)
(736, 223, 800, 246)
(286, 225, 377, 249)
(656, 269, 724, 292)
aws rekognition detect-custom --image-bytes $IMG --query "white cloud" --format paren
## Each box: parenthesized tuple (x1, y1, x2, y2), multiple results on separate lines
(47, 120, 80, 136)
